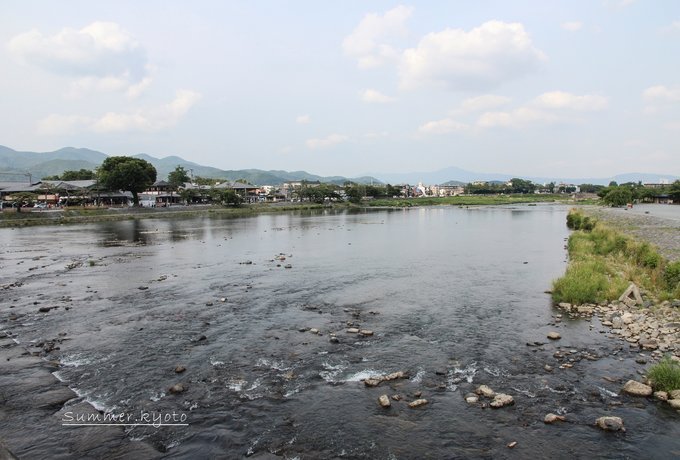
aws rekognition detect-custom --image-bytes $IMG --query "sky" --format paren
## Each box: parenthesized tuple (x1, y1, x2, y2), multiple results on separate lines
(1, 0, 679, 179)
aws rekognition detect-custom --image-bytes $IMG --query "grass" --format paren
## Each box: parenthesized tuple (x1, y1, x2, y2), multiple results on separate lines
(552, 209, 680, 304)
(647, 356, 680, 392)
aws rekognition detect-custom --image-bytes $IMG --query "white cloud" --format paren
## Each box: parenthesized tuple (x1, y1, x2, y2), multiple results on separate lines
(342, 5, 413, 68)
(458, 94, 512, 113)
(361, 89, 396, 103)
(477, 107, 560, 128)
(643, 85, 680, 103)
(8, 21, 150, 96)
(561, 21, 583, 31)
(399, 21, 546, 90)
(660, 20, 680, 34)
(296, 114, 311, 124)
(533, 91, 608, 111)
(418, 118, 469, 134)
(306, 133, 348, 149)
(37, 90, 201, 135)
(363, 131, 389, 139)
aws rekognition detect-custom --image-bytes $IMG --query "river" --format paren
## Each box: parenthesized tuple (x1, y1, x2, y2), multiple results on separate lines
(1, 204, 678, 459)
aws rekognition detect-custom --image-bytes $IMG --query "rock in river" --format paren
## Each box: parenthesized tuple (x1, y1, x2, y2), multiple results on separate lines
(409, 399, 428, 408)
(547, 331, 561, 340)
(490, 394, 514, 408)
(168, 383, 186, 394)
(544, 413, 566, 424)
(596, 416, 625, 432)
(622, 380, 653, 397)
(378, 394, 391, 408)
(475, 385, 495, 398)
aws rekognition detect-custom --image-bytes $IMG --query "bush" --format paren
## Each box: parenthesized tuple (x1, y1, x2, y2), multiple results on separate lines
(665, 261, 680, 290)
(647, 356, 680, 392)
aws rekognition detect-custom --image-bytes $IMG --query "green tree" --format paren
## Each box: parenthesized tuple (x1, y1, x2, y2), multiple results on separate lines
(168, 166, 190, 191)
(344, 184, 365, 204)
(669, 180, 680, 202)
(603, 187, 633, 207)
(98, 156, 157, 206)
(42, 169, 96, 181)
(508, 178, 536, 194)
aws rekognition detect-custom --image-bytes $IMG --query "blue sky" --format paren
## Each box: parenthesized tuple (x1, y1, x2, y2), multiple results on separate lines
(1, 1, 679, 178)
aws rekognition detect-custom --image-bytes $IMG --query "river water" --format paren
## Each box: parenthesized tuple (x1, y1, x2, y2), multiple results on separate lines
(1, 204, 679, 459)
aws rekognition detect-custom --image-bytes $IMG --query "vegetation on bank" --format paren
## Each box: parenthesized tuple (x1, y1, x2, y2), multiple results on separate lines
(552, 209, 680, 304)
(647, 356, 680, 392)
(365, 194, 567, 207)
(0, 203, 328, 228)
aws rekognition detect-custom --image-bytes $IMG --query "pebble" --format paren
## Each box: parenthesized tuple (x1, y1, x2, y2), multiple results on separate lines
(378, 394, 391, 408)
(174, 365, 186, 373)
(507, 441, 517, 449)
(547, 332, 561, 340)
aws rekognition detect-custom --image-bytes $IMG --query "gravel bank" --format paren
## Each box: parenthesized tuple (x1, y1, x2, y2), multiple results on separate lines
(581, 204, 680, 262)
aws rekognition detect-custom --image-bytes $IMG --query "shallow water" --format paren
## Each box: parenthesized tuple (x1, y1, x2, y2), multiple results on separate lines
(1, 205, 679, 459)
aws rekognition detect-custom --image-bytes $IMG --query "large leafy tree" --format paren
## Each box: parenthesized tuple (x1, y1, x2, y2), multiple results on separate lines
(98, 156, 157, 206)
(168, 166, 190, 190)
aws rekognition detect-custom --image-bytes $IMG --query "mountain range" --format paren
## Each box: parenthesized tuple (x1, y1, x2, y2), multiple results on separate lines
(0, 145, 677, 186)
(0, 145, 380, 186)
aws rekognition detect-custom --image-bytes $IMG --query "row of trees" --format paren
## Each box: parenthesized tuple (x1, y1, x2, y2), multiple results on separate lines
(599, 181, 680, 206)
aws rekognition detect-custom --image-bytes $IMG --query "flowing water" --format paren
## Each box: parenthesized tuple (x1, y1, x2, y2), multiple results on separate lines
(1, 205, 679, 459)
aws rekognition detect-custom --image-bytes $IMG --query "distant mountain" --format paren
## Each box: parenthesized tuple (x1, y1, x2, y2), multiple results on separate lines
(0, 145, 381, 186)
(372, 166, 679, 186)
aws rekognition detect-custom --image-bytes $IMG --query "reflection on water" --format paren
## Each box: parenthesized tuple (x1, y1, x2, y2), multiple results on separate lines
(1, 204, 678, 459)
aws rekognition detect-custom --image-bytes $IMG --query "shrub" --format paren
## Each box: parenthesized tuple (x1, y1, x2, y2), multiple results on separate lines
(665, 261, 680, 290)
(566, 211, 581, 230)
(647, 356, 680, 392)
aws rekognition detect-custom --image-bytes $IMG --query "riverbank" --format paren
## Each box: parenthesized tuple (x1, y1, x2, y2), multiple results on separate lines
(552, 205, 680, 406)
(0, 194, 575, 228)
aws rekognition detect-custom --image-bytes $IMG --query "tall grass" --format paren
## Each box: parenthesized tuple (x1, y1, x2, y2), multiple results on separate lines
(647, 356, 680, 392)
(552, 209, 678, 304)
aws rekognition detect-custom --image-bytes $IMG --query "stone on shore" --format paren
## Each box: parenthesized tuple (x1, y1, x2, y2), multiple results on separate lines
(378, 394, 391, 408)
(622, 380, 653, 396)
(653, 391, 668, 401)
(667, 399, 680, 410)
(544, 413, 566, 424)
(490, 394, 514, 408)
(669, 390, 680, 400)
(346, 328, 360, 334)
(475, 385, 495, 398)
(408, 399, 428, 408)
(547, 331, 561, 340)
(596, 416, 625, 432)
